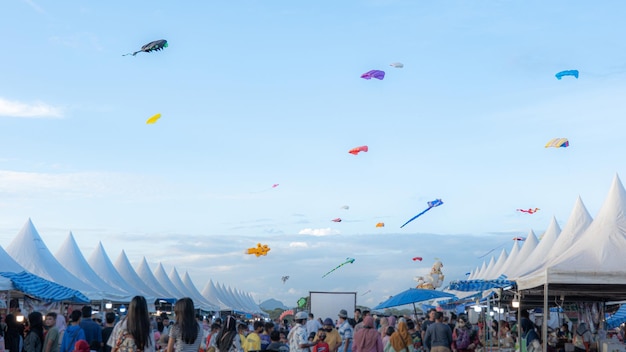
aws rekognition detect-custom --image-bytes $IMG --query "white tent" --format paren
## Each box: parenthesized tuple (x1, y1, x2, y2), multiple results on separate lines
(88, 242, 147, 300)
(55, 232, 133, 301)
(481, 249, 508, 280)
(153, 263, 186, 299)
(114, 250, 162, 299)
(516, 174, 626, 295)
(507, 218, 560, 279)
(181, 271, 220, 311)
(5, 219, 102, 300)
(201, 279, 229, 311)
(135, 258, 176, 300)
(0, 245, 23, 290)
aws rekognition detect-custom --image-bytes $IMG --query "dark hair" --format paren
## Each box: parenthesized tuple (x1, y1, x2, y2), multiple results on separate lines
(264, 322, 274, 331)
(211, 323, 221, 330)
(434, 312, 444, 320)
(238, 323, 248, 331)
(270, 331, 280, 342)
(82, 306, 92, 318)
(253, 321, 264, 331)
(46, 312, 57, 319)
(355, 309, 361, 314)
(386, 326, 395, 336)
(28, 312, 44, 344)
(174, 297, 198, 344)
(406, 320, 415, 330)
(70, 310, 82, 322)
(308, 332, 316, 340)
(106, 312, 116, 324)
(126, 296, 152, 350)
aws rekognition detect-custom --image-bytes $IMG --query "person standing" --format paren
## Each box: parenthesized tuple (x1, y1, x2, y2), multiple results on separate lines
(167, 298, 202, 352)
(316, 318, 340, 352)
(101, 313, 116, 352)
(61, 311, 86, 352)
(351, 316, 382, 352)
(337, 310, 353, 352)
(306, 314, 322, 339)
(24, 312, 44, 352)
(107, 296, 155, 352)
(43, 312, 60, 352)
(79, 307, 102, 352)
(423, 312, 452, 352)
(215, 316, 242, 352)
(288, 312, 316, 352)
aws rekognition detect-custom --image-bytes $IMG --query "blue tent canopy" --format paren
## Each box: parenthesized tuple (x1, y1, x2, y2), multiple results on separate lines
(606, 305, 626, 329)
(0, 271, 90, 303)
(447, 278, 515, 292)
(374, 288, 456, 310)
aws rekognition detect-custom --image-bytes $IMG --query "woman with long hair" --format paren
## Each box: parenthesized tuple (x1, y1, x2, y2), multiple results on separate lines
(24, 312, 44, 352)
(167, 298, 202, 352)
(215, 316, 241, 352)
(353, 316, 383, 352)
(107, 296, 155, 352)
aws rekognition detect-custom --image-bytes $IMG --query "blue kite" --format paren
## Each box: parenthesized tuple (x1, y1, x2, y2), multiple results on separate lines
(400, 199, 443, 228)
(555, 70, 579, 80)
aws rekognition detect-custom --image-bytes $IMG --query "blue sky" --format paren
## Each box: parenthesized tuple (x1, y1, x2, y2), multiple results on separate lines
(1, 0, 626, 308)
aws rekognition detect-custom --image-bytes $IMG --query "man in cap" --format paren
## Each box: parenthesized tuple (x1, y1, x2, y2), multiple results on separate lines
(336, 310, 353, 352)
(288, 311, 317, 352)
(316, 318, 341, 352)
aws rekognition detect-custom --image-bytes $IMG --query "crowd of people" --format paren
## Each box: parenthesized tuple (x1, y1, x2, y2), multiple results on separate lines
(0, 298, 608, 352)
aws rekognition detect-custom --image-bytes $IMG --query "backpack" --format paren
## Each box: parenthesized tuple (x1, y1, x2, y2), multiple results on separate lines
(113, 330, 138, 352)
(456, 329, 470, 350)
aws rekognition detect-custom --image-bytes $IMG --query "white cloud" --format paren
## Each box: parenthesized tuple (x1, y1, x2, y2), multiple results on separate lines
(0, 98, 62, 118)
(298, 228, 340, 236)
(289, 242, 308, 248)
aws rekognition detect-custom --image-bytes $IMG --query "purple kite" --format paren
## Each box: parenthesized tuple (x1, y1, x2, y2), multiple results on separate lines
(361, 70, 385, 80)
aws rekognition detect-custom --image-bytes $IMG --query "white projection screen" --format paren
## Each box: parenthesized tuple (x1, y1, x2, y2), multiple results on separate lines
(309, 291, 356, 323)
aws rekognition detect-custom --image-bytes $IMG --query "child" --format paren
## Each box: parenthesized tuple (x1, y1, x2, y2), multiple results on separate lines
(312, 329, 329, 352)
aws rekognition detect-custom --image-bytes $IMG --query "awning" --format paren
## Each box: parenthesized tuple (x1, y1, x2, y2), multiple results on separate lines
(0, 271, 90, 303)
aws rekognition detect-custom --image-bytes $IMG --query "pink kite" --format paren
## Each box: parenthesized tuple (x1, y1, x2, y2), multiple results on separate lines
(349, 146, 368, 155)
(361, 70, 385, 80)
(412, 257, 423, 261)
(331, 218, 342, 222)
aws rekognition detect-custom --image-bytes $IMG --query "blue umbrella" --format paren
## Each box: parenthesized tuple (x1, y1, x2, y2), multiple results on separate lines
(373, 288, 456, 310)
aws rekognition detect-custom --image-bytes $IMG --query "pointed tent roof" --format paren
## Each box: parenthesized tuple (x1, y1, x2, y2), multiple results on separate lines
(501, 230, 538, 278)
(201, 280, 229, 310)
(517, 174, 626, 292)
(181, 271, 220, 311)
(0, 245, 25, 273)
(227, 286, 250, 312)
(153, 263, 186, 299)
(544, 196, 593, 263)
(55, 232, 133, 301)
(478, 257, 496, 280)
(482, 249, 509, 280)
(88, 242, 145, 300)
(114, 250, 162, 299)
(168, 267, 196, 300)
(474, 261, 488, 280)
(135, 258, 176, 300)
(239, 290, 262, 313)
(5, 219, 101, 300)
(215, 281, 241, 311)
(509, 217, 561, 279)
(493, 240, 521, 278)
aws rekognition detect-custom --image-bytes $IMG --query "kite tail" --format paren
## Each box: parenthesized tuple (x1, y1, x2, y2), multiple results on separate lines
(400, 206, 433, 228)
(122, 51, 141, 57)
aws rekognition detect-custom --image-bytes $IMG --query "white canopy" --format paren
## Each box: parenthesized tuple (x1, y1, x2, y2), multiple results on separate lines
(114, 250, 162, 299)
(153, 263, 186, 299)
(201, 279, 229, 310)
(5, 219, 101, 300)
(88, 242, 147, 300)
(508, 219, 560, 279)
(55, 232, 133, 301)
(135, 258, 176, 300)
(181, 271, 220, 311)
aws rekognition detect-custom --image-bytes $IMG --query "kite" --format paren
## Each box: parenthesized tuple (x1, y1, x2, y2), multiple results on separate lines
(349, 146, 368, 155)
(297, 297, 308, 308)
(412, 257, 422, 261)
(341, 205, 350, 210)
(390, 62, 404, 68)
(281, 276, 289, 284)
(146, 113, 161, 124)
(272, 184, 279, 188)
(361, 290, 371, 296)
(513, 237, 526, 241)
(376, 222, 384, 228)
(245, 243, 271, 257)
(331, 218, 342, 222)
(251, 183, 280, 193)
(517, 208, 540, 214)
(123, 39, 168, 56)
(545, 138, 569, 148)
(400, 199, 444, 228)
(322, 257, 355, 278)
(555, 70, 579, 80)
(360, 70, 385, 80)
(479, 237, 527, 258)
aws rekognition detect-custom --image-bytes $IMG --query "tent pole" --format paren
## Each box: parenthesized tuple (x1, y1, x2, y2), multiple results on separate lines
(413, 302, 418, 318)
(543, 283, 548, 352)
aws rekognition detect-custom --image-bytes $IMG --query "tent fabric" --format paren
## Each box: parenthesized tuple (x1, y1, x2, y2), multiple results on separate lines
(55, 232, 133, 301)
(114, 250, 163, 299)
(516, 174, 626, 290)
(373, 288, 456, 310)
(88, 242, 147, 300)
(153, 263, 187, 299)
(606, 305, 626, 329)
(507, 218, 560, 279)
(480, 249, 508, 280)
(201, 280, 229, 311)
(181, 271, 220, 311)
(135, 258, 176, 301)
(447, 276, 515, 292)
(0, 271, 89, 303)
(0, 245, 26, 273)
(5, 219, 101, 300)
